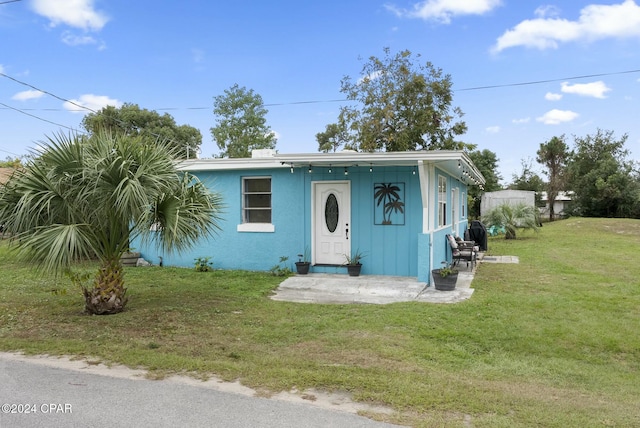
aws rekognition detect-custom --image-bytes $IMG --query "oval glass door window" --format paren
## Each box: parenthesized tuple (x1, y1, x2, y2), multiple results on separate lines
(325, 193, 339, 232)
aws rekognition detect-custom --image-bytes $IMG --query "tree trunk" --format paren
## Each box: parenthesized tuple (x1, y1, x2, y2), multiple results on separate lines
(549, 197, 556, 222)
(82, 260, 128, 315)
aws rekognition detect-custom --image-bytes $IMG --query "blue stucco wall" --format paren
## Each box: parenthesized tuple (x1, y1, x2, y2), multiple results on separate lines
(417, 233, 431, 282)
(135, 167, 307, 271)
(134, 163, 469, 280)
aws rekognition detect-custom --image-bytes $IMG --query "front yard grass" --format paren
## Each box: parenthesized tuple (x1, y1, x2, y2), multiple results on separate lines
(1, 217, 639, 427)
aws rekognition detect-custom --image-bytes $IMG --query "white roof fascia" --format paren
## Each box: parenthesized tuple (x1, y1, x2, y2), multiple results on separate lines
(178, 150, 485, 185)
(178, 157, 284, 171)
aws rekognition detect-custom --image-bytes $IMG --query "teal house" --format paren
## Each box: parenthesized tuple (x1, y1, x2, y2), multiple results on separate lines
(135, 150, 485, 284)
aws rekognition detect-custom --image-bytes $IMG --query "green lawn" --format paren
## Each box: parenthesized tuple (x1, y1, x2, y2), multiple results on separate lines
(1, 217, 639, 427)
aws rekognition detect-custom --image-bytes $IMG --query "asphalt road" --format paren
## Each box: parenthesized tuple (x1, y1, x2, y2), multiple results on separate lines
(0, 354, 399, 428)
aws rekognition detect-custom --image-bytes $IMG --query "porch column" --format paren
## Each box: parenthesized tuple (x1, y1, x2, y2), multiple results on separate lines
(417, 160, 429, 233)
(417, 160, 434, 283)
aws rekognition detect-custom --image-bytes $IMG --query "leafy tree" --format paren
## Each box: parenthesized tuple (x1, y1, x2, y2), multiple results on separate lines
(509, 158, 545, 206)
(321, 48, 472, 152)
(0, 157, 23, 168)
(82, 103, 203, 159)
(632, 169, 640, 218)
(482, 203, 540, 239)
(566, 129, 639, 218)
(467, 149, 502, 218)
(211, 84, 276, 158)
(537, 136, 569, 221)
(316, 123, 349, 153)
(0, 132, 223, 315)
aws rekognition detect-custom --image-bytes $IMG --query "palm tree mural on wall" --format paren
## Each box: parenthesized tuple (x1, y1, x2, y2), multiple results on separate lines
(374, 182, 405, 225)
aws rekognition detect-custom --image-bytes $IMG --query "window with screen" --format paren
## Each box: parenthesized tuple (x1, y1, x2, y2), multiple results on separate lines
(242, 177, 271, 223)
(438, 176, 447, 227)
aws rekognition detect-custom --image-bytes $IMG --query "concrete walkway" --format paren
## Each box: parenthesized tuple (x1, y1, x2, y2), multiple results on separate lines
(271, 255, 518, 305)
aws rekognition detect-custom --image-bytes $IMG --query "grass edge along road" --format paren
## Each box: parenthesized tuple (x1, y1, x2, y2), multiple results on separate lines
(1, 217, 639, 427)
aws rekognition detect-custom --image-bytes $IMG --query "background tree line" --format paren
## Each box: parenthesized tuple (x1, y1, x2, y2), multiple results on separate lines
(493, 129, 640, 220)
(20, 47, 639, 220)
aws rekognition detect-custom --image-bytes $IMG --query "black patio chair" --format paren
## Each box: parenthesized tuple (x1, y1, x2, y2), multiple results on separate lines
(446, 234, 478, 269)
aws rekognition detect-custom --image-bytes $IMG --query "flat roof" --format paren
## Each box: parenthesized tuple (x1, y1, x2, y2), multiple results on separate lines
(179, 150, 485, 185)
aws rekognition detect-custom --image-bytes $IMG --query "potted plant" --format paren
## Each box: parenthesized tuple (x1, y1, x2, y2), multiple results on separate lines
(431, 261, 458, 291)
(344, 249, 365, 277)
(295, 248, 311, 275)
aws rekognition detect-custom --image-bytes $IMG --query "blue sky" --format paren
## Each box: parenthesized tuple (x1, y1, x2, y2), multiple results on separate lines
(1, 0, 639, 183)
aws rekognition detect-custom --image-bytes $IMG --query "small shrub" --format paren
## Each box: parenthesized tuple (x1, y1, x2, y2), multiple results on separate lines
(194, 256, 213, 272)
(270, 256, 292, 276)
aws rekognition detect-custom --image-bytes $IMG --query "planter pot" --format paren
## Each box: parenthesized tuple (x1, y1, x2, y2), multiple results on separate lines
(347, 264, 362, 277)
(295, 262, 310, 275)
(432, 269, 458, 291)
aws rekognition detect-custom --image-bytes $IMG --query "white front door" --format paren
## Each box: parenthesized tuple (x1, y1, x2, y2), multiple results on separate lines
(313, 181, 351, 265)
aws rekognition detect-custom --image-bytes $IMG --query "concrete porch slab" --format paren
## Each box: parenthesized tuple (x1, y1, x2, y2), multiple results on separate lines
(270, 253, 519, 305)
(271, 266, 475, 305)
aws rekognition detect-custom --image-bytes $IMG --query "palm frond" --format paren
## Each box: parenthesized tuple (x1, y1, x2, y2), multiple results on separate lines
(0, 131, 223, 274)
(14, 224, 99, 274)
(138, 172, 224, 254)
(482, 202, 540, 239)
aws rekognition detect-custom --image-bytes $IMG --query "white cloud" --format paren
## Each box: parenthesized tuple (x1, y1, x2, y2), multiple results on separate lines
(386, 0, 502, 23)
(30, 0, 109, 31)
(534, 5, 561, 19)
(536, 109, 579, 125)
(485, 125, 501, 133)
(63, 94, 121, 113)
(268, 130, 281, 140)
(512, 117, 530, 124)
(492, 0, 640, 52)
(12, 89, 45, 101)
(560, 81, 611, 98)
(61, 30, 98, 46)
(0, 64, 4, 74)
(545, 92, 563, 101)
(358, 70, 384, 85)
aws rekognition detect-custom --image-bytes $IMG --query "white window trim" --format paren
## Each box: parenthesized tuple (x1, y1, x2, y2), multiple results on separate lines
(461, 192, 466, 218)
(438, 175, 447, 228)
(237, 223, 275, 233)
(239, 176, 274, 233)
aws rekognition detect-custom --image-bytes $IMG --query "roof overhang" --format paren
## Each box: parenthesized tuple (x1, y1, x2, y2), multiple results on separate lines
(179, 150, 485, 187)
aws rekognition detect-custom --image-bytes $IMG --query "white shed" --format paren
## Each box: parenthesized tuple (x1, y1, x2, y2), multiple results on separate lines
(481, 190, 536, 215)
(539, 191, 572, 219)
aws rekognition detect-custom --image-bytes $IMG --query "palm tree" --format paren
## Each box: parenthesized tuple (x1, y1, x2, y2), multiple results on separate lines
(0, 132, 222, 315)
(482, 203, 539, 239)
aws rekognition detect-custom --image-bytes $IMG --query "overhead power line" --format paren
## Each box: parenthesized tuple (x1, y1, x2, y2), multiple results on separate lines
(0, 72, 187, 148)
(0, 72, 97, 114)
(0, 102, 78, 132)
(2, 69, 639, 114)
(1, 67, 640, 144)
(455, 69, 640, 92)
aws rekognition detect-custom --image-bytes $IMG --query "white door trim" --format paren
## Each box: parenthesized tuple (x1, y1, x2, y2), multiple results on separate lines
(311, 181, 351, 265)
